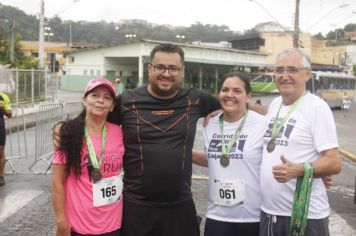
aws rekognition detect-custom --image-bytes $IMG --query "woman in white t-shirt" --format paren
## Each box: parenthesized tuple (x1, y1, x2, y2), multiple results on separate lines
(193, 72, 266, 236)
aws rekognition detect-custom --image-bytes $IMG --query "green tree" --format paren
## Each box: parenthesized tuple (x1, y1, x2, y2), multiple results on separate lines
(353, 64, 356, 76)
(344, 23, 356, 32)
(313, 32, 325, 40)
(0, 32, 38, 69)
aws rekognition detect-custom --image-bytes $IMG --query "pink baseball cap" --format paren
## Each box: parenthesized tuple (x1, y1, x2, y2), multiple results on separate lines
(85, 77, 116, 97)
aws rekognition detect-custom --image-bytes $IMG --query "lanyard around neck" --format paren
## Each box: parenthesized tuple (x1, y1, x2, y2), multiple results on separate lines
(219, 110, 248, 156)
(84, 124, 108, 169)
(271, 93, 305, 140)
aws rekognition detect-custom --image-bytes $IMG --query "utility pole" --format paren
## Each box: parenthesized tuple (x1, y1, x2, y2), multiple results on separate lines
(293, 0, 300, 48)
(38, 0, 45, 68)
(9, 19, 15, 64)
(69, 21, 72, 48)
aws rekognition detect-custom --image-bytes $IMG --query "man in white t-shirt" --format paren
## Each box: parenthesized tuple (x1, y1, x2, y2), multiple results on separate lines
(259, 48, 341, 236)
(341, 92, 351, 111)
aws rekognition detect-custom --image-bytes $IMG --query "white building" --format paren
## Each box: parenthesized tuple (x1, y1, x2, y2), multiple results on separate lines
(62, 39, 268, 94)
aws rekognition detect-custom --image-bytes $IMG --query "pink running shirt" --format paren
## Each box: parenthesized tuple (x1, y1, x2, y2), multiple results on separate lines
(53, 122, 124, 234)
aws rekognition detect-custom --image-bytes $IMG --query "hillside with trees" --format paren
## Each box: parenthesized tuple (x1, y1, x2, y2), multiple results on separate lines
(1, 3, 356, 46)
(1, 2, 356, 69)
(0, 3, 240, 45)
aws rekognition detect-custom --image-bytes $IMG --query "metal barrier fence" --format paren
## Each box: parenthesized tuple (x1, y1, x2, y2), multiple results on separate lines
(29, 103, 65, 173)
(64, 101, 83, 120)
(4, 105, 28, 173)
(5, 101, 83, 174)
(0, 68, 58, 105)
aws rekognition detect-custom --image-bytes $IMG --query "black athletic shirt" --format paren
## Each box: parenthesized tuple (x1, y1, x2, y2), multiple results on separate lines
(108, 85, 220, 206)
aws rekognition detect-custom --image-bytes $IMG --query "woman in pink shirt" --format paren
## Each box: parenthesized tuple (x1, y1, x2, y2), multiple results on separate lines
(52, 78, 125, 236)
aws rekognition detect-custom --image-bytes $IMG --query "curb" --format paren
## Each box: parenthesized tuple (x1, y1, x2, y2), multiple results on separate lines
(340, 148, 356, 162)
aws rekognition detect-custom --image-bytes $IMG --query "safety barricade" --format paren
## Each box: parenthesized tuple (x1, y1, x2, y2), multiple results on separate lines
(29, 103, 64, 174)
(4, 105, 28, 173)
(5, 101, 83, 174)
(63, 101, 83, 120)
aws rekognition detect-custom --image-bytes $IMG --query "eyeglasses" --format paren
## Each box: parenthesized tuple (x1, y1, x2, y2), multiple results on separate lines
(150, 64, 182, 76)
(274, 67, 309, 75)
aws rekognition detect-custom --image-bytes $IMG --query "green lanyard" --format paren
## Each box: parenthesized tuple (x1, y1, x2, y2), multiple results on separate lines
(289, 163, 314, 236)
(84, 124, 108, 169)
(270, 93, 305, 141)
(219, 110, 248, 156)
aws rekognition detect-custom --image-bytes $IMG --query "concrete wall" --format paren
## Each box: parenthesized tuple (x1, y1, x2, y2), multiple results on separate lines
(60, 75, 97, 91)
(311, 46, 346, 66)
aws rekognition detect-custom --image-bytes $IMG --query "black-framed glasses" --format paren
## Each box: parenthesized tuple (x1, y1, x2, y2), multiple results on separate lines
(274, 67, 308, 75)
(150, 64, 182, 76)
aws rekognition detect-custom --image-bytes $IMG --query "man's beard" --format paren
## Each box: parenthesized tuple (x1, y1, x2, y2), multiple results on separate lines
(150, 76, 179, 97)
(151, 82, 178, 97)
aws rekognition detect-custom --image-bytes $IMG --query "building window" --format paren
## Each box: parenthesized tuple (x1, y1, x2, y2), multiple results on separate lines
(96, 70, 101, 75)
(84, 69, 87, 75)
(90, 69, 94, 75)
(71, 56, 75, 63)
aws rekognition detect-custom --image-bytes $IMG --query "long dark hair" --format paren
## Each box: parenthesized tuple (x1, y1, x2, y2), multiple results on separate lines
(58, 110, 86, 177)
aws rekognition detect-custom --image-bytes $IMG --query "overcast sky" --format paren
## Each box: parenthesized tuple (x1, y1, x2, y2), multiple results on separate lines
(1, 0, 356, 35)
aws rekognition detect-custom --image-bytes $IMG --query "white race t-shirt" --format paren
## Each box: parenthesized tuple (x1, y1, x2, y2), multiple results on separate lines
(204, 110, 267, 222)
(260, 93, 339, 219)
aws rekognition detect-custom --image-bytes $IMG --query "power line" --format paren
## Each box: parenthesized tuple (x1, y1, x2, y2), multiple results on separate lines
(53, 0, 80, 16)
(306, 3, 349, 31)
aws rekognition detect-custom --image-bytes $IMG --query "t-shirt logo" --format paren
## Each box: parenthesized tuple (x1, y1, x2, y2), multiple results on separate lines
(264, 119, 296, 139)
(151, 110, 175, 116)
(208, 136, 246, 153)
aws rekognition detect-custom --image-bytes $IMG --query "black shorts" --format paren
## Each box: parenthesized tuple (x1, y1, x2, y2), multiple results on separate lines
(0, 126, 5, 146)
(121, 199, 200, 236)
(204, 217, 259, 236)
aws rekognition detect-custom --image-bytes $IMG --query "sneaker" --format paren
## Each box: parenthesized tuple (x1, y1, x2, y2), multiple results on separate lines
(0, 176, 5, 186)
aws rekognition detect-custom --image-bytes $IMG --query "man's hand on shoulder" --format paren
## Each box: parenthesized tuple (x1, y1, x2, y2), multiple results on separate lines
(52, 122, 63, 150)
(203, 109, 221, 127)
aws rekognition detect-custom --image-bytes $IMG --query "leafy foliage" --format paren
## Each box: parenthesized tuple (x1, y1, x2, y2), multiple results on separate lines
(0, 27, 38, 68)
(344, 23, 356, 32)
(0, 3, 240, 45)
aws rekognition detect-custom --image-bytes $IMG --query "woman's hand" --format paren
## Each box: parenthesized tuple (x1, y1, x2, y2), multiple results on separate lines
(56, 219, 71, 236)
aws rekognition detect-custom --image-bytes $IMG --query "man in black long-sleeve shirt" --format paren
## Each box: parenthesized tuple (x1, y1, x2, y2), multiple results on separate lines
(108, 43, 220, 236)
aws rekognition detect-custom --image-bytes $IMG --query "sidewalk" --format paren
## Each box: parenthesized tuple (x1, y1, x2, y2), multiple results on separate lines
(0, 174, 55, 236)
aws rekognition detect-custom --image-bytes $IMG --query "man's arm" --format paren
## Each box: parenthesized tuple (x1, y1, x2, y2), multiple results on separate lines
(2, 109, 12, 118)
(192, 150, 208, 167)
(272, 148, 341, 183)
(311, 148, 341, 177)
(247, 102, 268, 115)
(52, 123, 63, 150)
(107, 95, 122, 125)
(199, 90, 220, 116)
(0, 102, 12, 118)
